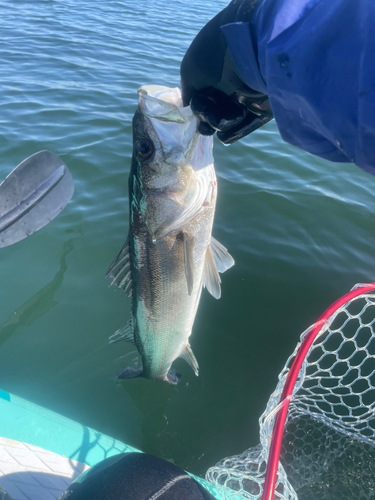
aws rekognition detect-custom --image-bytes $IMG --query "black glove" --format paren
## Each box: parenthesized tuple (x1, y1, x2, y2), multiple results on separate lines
(180, 0, 273, 144)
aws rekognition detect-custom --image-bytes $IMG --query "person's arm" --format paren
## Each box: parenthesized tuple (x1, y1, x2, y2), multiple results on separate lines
(181, 0, 375, 174)
(181, 0, 273, 144)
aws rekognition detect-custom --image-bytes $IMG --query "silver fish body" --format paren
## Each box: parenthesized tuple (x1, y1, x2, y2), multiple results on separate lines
(107, 86, 234, 384)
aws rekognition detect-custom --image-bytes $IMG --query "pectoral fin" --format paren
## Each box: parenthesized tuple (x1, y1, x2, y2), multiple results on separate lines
(211, 236, 235, 272)
(180, 343, 199, 376)
(105, 237, 132, 296)
(109, 319, 134, 344)
(203, 237, 235, 299)
(182, 231, 195, 296)
(202, 244, 222, 299)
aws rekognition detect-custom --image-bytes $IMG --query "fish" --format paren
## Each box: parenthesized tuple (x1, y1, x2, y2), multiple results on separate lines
(106, 85, 234, 384)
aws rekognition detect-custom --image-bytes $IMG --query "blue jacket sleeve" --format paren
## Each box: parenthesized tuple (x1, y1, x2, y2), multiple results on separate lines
(221, 0, 375, 175)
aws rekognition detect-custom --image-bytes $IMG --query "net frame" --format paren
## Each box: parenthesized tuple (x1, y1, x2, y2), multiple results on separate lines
(261, 282, 375, 500)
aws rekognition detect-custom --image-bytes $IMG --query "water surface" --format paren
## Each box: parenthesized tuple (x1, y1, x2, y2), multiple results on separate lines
(0, 0, 375, 477)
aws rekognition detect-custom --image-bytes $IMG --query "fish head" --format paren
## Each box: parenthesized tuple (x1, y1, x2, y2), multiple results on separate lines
(130, 85, 215, 240)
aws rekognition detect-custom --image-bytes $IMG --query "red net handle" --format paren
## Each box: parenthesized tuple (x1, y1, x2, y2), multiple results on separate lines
(262, 283, 375, 500)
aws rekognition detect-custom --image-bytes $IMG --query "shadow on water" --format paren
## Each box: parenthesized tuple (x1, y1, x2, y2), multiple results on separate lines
(0, 231, 82, 350)
(118, 377, 174, 459)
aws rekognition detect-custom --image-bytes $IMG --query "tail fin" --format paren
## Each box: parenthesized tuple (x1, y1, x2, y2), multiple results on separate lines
(116, 362, 143, 380)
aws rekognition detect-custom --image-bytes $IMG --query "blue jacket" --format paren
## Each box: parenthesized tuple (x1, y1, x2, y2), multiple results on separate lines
(221, 0, 375, 174)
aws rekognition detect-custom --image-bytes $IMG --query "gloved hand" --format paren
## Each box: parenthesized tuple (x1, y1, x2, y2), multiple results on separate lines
(180, 1, 273, 144)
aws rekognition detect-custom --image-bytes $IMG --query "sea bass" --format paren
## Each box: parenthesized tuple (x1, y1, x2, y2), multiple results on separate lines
(106, 85, 234, 384)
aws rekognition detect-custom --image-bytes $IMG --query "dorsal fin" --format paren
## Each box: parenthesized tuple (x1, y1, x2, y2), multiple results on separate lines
(106, 237, 132, 294)
(109, 319, 134, 344)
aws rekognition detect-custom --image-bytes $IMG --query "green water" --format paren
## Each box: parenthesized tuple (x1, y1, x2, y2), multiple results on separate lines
(1, 0, 375, 477)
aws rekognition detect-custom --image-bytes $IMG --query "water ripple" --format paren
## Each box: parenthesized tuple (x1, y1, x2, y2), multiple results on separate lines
(1, 0, 375, 478)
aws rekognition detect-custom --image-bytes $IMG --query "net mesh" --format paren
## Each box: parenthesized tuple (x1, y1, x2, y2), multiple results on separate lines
(206, 290, 375, 500)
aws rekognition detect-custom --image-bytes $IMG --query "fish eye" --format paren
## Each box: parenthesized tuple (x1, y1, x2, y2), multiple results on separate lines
(136, 138, 154, 161)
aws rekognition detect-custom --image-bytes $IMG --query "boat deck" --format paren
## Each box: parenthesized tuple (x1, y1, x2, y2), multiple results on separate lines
(0, 437, 88, 500)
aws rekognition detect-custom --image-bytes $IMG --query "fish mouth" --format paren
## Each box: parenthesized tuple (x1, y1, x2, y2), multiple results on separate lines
(137, 85, 214, 170)
(138, 86, 186, 123)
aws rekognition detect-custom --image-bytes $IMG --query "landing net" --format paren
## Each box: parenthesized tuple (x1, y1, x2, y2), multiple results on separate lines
(206, 283, 375, 500)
